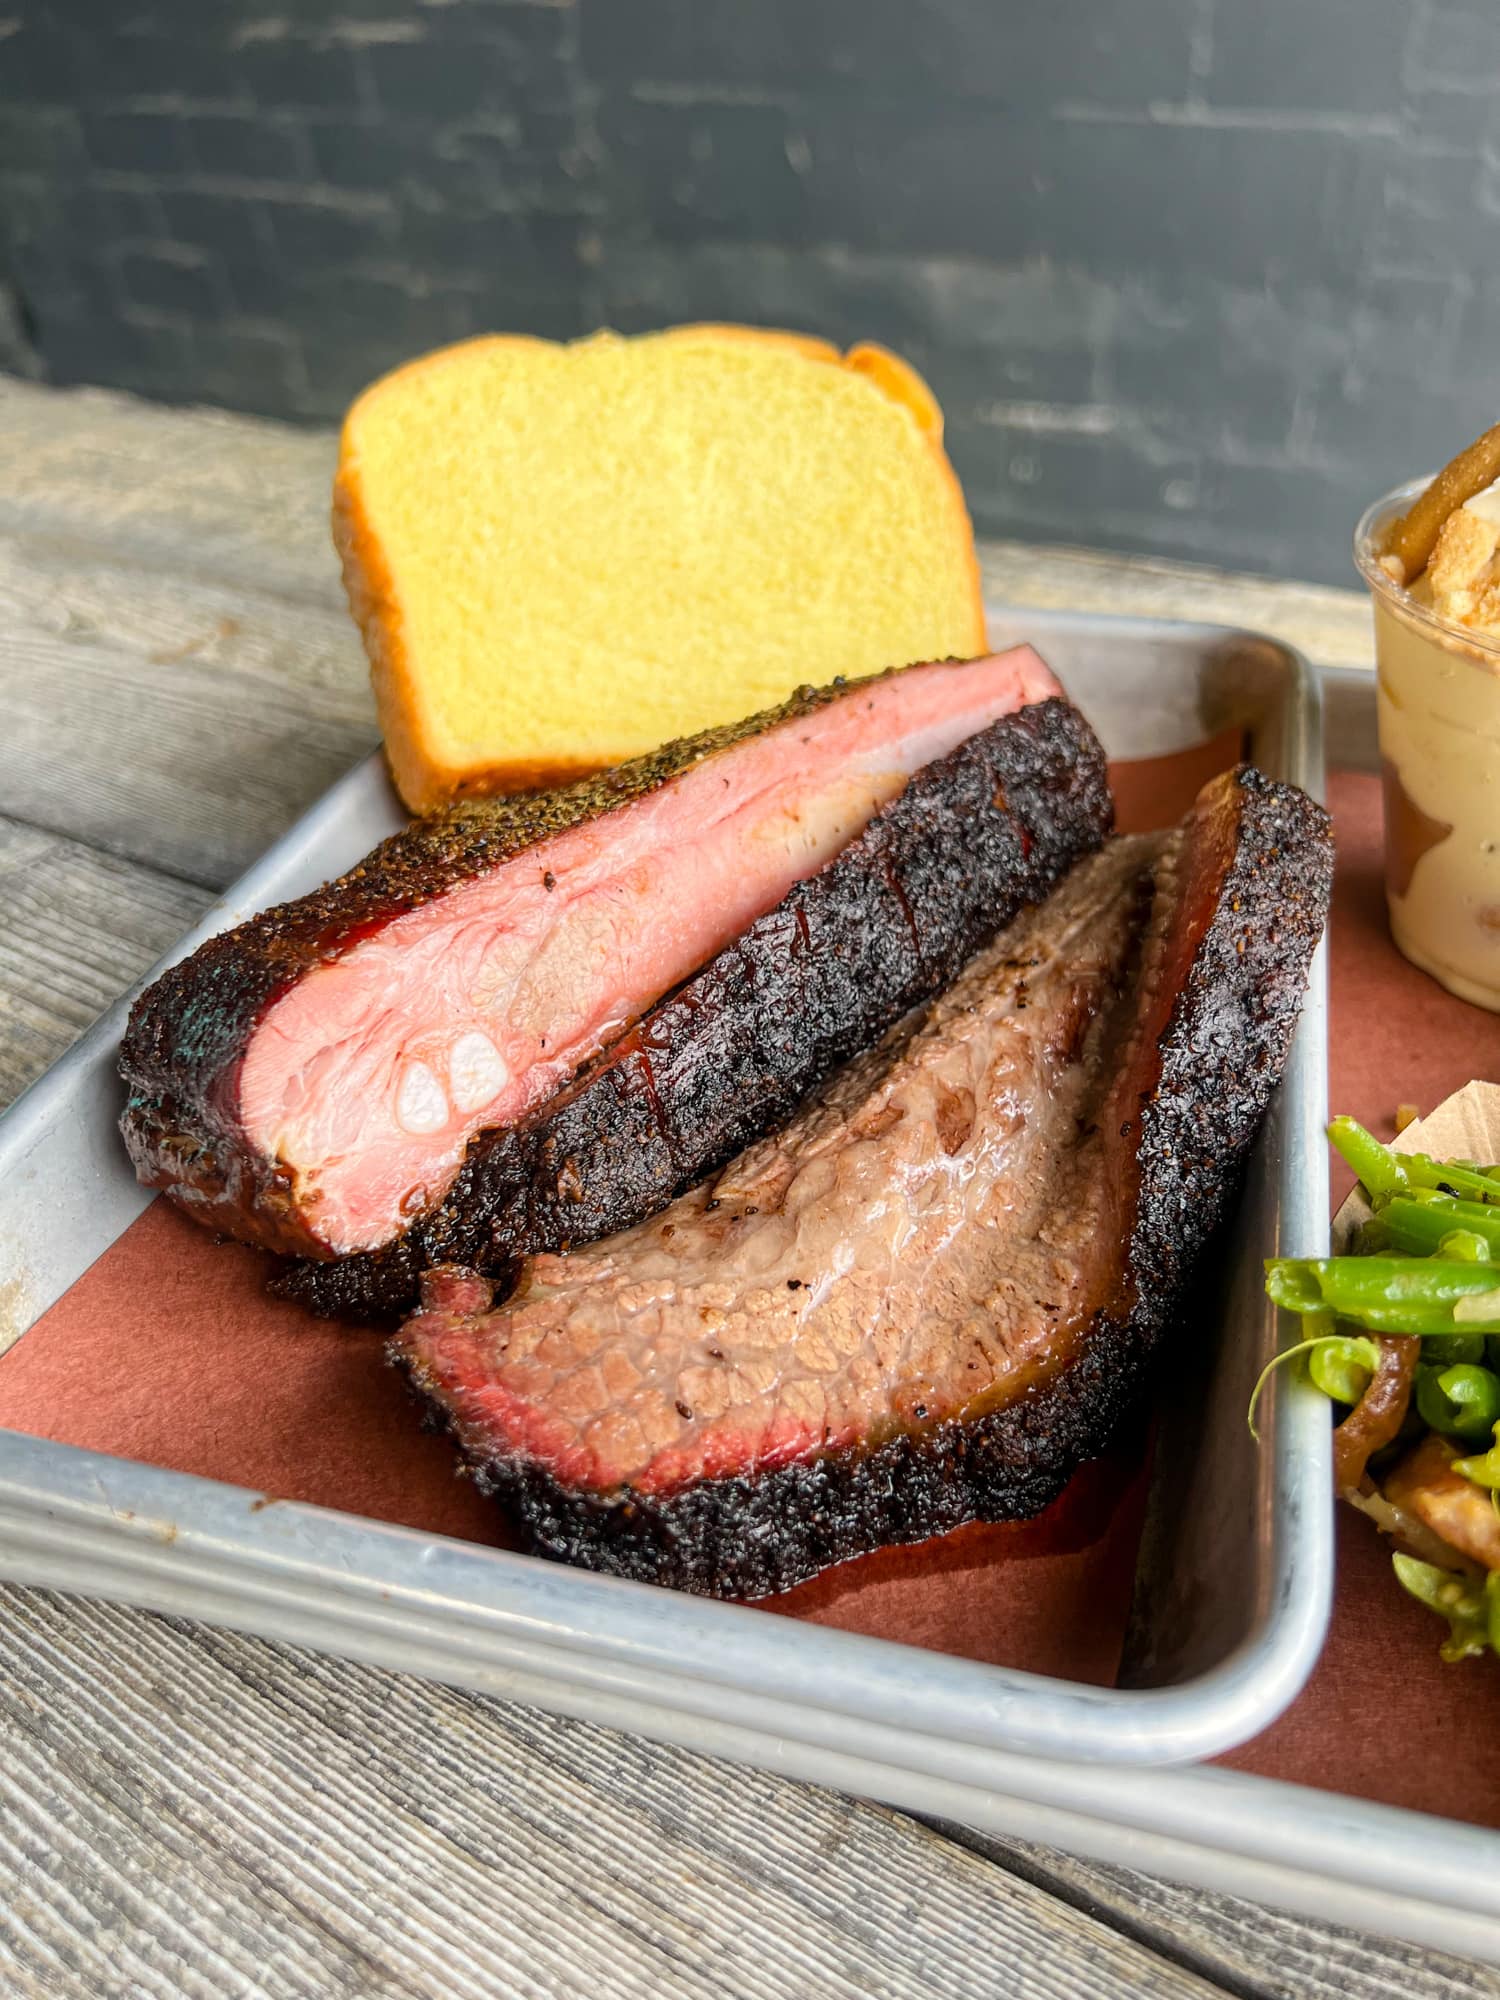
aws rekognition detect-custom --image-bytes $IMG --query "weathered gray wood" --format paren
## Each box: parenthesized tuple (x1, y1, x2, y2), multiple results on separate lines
(0, 1588, 1228, 2000)
(0, 369, 1463, 2000)
(0, 818, 207, 1106)
(0, 528, 367, 709)
(979, 541, 1375, 670)
(0, 372, 1375, 887)
(0, 377, 342, 609)
(0, 373, 1375, 666)
(0, 830, 1240, 2000)
(0, 532, 374, 888)
(941, 1826, 1500, 2000)
(0, 809, 1484, 2000)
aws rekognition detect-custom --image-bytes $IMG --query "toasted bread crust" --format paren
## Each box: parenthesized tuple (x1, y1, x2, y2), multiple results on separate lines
(334, 326, 989, 815)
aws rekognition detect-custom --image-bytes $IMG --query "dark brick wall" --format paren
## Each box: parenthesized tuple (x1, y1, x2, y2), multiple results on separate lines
(2, 0, 1497, 584)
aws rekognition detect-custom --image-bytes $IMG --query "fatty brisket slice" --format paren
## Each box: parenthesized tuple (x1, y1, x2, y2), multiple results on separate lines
(397, 766, 1333, 1600)
(276, 694, 1111, 1320)
(120, 649, 1062, 1264)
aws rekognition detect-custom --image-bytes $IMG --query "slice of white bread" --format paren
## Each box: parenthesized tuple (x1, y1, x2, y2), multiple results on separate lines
(335, 324, 988, 813)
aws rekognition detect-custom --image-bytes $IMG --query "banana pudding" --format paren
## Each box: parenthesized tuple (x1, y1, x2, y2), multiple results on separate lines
(1356, 423, 1500, 1011)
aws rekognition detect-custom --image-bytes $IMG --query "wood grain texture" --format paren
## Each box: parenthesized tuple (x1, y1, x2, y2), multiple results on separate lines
(979, 541, 1375, 671)
(0, 378, 341, 608)
(0, 799, 1483, 2000)
(0, 1588, 1226, 2000)
(0, 371, 1469, 2000)
(943, 1827, 1500, 2000)
(0, 533, 374, 887)
(0, 819, 207, 1106)
(0, 374, 1375, 667)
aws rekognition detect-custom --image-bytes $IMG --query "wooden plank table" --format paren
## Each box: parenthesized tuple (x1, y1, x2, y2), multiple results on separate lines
(0, 374, 1489, 1999)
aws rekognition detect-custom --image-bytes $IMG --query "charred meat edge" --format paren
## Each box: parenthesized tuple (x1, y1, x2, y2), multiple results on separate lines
(398, 766, 1332, 1600)
(276, 696, 1111, 1320)
(120, 657, 1037, 1259)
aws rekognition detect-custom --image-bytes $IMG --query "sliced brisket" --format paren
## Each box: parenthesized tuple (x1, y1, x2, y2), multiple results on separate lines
(397, 766, 1333, 1599)
(120, 649, 1063, 1260)
(276, 694, 1110, 1320)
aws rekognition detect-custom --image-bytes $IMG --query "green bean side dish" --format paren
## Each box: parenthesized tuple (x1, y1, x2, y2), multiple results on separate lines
(1259, 1116, 1500, 1664)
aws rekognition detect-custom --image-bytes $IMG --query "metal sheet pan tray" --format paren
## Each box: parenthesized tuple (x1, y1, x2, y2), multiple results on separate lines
(0, 607, 1332, 1764)
(0, 618, 1331, 1771)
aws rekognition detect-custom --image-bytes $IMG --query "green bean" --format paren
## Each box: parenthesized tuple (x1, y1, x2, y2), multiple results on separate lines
(1307, 1336, 1380, 1405)
(1264, 1262, 1332, 1315)
(1328, 1117, 1406, 1201)
(1398, 1155, 1500, 1203)
(1265, 1257, 1500, 1333)
(1453, 1422, 1500, 1490)
(1415, 1363, 1500, 1439)
(1488, 1574, 1500, 1656)
(1328, 1117, 1500, 1207)
(1441, 1230, 1496, 1262)
(1414, 1365, 1447, 1432)
(1354, 1218, 1391, 1256)
(1362, 1196, 1500, 1260)
(1392, 1554, 1491, 1662)
(1420, 1330, 1487, 1367)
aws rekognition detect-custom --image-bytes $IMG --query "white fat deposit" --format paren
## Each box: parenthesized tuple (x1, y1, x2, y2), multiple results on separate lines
(449, 1030, 510, 1113)
(396, 1060, 450, 1134)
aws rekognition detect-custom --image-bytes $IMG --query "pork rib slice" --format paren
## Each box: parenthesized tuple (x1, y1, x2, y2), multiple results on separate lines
(276, 693, 1111, 1320)
(120, 649, 1060, 1260)
(398, 766, 1333, 1600)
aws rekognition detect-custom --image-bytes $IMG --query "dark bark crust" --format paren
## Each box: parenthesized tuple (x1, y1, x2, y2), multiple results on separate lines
(408, 766, 1332, 1601)
(278, 697, 1111, 1319)
(119, 659, 1024, 1254)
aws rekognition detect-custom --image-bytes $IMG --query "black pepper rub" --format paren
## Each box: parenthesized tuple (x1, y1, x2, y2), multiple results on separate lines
(397, 767, 1332, 1599)
(278, 697, 1113, 1319)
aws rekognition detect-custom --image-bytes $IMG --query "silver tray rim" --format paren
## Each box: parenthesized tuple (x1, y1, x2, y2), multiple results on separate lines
(0, 612, 1336, 1772)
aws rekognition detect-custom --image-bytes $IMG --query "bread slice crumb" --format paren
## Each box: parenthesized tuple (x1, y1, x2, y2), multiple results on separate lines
(334, 327, 988, 813)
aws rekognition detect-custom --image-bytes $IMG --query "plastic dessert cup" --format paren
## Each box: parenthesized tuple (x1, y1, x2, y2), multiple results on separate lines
(1355, 477, 1500, 1012)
